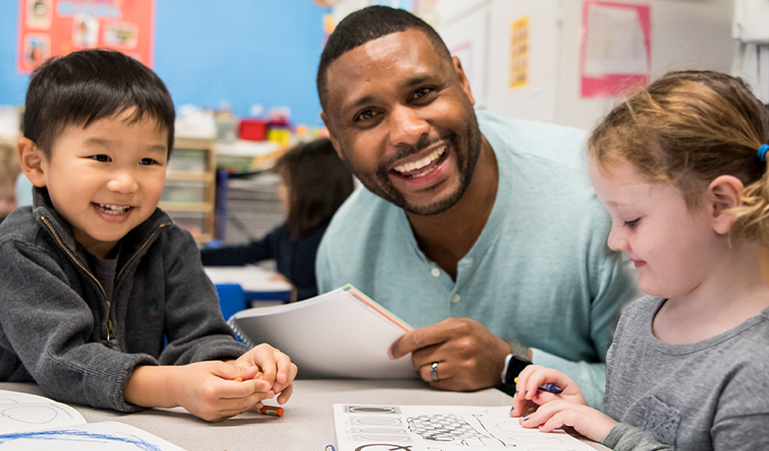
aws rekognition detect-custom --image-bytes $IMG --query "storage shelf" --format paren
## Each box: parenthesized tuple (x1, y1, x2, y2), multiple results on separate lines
(163, 137, 216, 242)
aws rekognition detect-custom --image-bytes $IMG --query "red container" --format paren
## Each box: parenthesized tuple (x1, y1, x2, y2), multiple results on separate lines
(239, 118, 267, 141)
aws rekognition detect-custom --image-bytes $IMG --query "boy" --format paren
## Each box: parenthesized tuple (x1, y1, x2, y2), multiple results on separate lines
(0, 49, 296, 422)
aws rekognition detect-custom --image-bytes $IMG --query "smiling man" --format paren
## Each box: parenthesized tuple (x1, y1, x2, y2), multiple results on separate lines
(315, 6, 636, 407)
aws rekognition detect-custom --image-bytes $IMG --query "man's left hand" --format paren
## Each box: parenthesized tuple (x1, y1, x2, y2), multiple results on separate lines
(388, 317, 514, 391)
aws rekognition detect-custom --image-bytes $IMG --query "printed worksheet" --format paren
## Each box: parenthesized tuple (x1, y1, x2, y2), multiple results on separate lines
(334, 404, 597, 451)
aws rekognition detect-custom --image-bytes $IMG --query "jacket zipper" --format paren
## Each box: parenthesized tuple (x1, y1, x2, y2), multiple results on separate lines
(40, 215, 171, 343)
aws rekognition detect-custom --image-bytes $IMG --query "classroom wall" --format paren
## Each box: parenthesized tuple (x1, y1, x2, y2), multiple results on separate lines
(0, 1, 330, 128)
(330, 0, 736, 131)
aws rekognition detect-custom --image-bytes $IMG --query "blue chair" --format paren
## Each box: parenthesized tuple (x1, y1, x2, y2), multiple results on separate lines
(215, 283, 246, 321)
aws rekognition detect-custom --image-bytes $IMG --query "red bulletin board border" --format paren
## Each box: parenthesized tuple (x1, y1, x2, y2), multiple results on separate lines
(17, 0, 155, 73)
(579, 0, 651, 99)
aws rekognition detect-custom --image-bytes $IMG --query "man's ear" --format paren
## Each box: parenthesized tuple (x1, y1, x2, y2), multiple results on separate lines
(452, 56, 475, 106)
(17, 137, 47, 187)
(320, 111, 345, 161)
(708, 175, 744, 235)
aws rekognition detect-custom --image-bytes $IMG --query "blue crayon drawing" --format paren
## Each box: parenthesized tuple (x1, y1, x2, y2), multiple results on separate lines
(0, 428, 163, 450)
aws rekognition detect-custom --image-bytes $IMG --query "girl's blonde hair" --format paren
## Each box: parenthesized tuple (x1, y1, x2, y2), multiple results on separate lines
(588, 70, 769, 246)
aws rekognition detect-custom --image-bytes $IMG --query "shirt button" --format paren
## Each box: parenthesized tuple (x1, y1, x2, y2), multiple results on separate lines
(431, 268, 440, 277)
(452, 294, 461, 303)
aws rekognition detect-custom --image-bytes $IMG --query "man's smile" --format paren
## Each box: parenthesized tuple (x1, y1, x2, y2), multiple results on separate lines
(391, 144, 447, 179)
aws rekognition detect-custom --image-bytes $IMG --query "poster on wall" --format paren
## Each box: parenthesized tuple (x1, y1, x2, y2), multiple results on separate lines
(580, 0, 651, 98)
(17, 0, 155, 73)
(509, 16, 530, 90)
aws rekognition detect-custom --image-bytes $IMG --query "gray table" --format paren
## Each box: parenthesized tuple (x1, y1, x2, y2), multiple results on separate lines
(0, 379, 607, 450)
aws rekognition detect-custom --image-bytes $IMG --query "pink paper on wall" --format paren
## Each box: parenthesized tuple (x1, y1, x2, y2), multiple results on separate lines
(580, 0, 651, 98)
(17, 0, 155, 73)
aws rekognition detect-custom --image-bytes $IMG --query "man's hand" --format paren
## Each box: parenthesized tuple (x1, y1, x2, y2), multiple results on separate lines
(388, 318, 513, 391)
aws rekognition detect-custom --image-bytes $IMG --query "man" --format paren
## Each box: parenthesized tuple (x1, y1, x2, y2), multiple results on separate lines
(315, 5, 636, 407)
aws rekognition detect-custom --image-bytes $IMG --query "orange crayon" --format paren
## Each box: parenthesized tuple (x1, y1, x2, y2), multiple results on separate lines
(234, 377, 243, 382)
(260, 405, 284, 417)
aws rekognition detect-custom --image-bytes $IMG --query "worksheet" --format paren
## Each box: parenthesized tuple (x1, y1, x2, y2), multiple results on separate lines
(0, 390, 186, 450)
(334, 404, 597, 451)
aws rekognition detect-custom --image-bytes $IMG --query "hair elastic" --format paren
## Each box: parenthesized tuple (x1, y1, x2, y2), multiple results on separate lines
(759, 144, 769, 162)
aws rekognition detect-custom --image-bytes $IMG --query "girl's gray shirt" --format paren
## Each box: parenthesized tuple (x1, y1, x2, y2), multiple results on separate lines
(602, 295, 769, 450)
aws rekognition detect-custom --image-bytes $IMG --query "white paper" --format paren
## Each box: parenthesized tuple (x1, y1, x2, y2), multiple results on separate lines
(0, 421, 186, 451)
(583, 4, 649, 76)
(334, 404, 597, 451)
(229, 285, 416, 379)
(0, 389, 85, 434)
(0, 391, 186, 450)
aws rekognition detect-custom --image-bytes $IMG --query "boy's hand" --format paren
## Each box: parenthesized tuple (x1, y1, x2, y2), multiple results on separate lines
(174, 362, 274, 422)
(518, 400, 617, 443)
(510, 365, 587, 418)
(124, 362, 276, 422)
(233, 343, 298, 405)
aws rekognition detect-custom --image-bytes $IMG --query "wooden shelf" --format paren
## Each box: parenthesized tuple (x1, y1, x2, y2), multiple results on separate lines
(162, 137, 216, 242)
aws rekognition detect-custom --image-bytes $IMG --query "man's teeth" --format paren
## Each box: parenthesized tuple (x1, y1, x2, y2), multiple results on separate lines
(394, 146, 446, 174)
(98, 204, 131, 215)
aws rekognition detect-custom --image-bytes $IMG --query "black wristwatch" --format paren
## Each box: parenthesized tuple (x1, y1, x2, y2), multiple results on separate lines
(501, 353, 531, 386)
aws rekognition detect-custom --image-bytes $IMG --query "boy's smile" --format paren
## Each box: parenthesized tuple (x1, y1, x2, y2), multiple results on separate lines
(34, 109, 168, 258)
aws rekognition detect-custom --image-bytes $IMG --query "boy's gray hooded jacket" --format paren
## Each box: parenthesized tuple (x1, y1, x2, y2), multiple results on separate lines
(0, 188, 248, 411)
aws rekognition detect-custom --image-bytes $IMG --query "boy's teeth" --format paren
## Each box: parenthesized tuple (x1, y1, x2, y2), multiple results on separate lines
(394, 145, 446, 174)
(99, 204, 130, 214)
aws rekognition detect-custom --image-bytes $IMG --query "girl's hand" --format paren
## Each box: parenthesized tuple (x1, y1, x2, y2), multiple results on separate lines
(234, 343, 298, 405)
(519, 400, 617, 443)
(510, 365, 587, 417)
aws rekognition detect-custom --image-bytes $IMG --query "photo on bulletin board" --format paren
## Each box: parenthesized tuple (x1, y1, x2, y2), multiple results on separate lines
(579, 0, 651, 98)
(17, 0, 155, 73)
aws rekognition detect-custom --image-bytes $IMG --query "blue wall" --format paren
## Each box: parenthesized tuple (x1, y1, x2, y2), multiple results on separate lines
(0, 1, 329, 127)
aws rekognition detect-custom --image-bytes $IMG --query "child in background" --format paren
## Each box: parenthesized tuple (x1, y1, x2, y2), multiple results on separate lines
(201, 138, 354, 301)
(511, 70, 769, 449)
(0, 49, 296, 422)
(0, 142, 21, 222)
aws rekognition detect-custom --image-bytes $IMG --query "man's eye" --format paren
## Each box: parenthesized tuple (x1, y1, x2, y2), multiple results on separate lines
(90, 154, 111, 162)
(355, 110, 376, 122)
(412, 87, 433, 100)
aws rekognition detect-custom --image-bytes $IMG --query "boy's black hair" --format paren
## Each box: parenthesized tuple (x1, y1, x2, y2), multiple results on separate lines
(274, 138, 355, 239)
(316, 5, 452, 109)
(23, 49, 175, 157)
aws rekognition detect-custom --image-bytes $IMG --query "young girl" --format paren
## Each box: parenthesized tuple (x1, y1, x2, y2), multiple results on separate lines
(510, 70, 769, 450)
(201, 137, 354, 300)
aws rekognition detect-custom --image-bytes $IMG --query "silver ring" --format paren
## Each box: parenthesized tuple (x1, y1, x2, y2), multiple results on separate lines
(430, 362, 439, 382)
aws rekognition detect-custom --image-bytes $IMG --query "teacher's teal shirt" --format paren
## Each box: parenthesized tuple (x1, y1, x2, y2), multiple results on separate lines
(316, 111, 637, 408)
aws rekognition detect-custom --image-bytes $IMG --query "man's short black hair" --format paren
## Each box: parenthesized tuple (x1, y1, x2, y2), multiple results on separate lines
(23, 49, 176, 157)
(316, 5, 452, 110)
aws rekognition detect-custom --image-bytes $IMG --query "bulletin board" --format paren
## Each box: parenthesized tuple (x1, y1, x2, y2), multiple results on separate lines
(17, 0, 155, 73)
